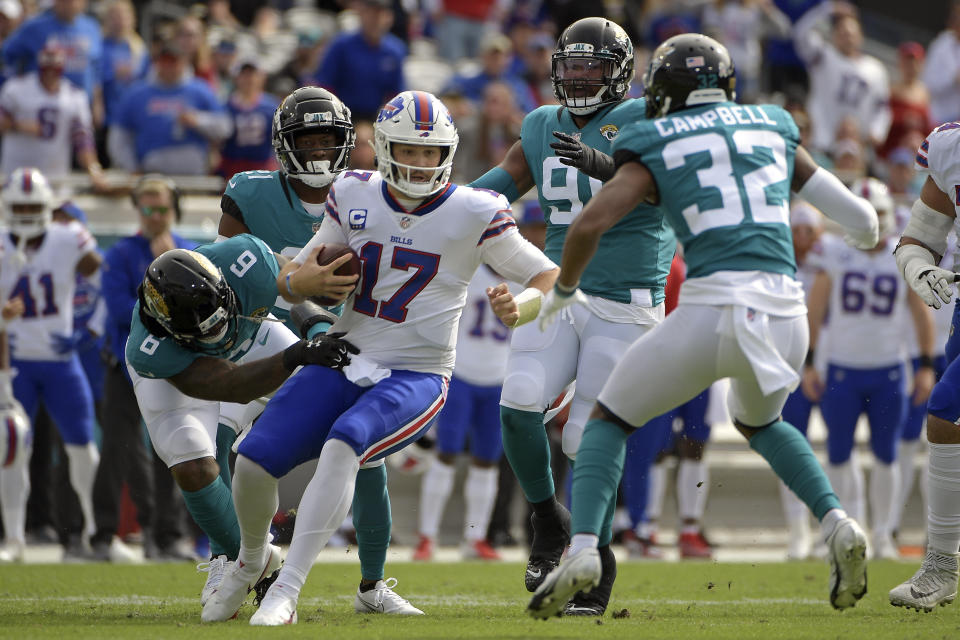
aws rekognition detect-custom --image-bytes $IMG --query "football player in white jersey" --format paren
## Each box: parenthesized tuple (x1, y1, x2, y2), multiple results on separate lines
(202, 90, 559, 625)
(0, 44, 108, 190)
(891, 122, 960, 611)
(803, 178, 935, 560)
(0, 168, 102, 558)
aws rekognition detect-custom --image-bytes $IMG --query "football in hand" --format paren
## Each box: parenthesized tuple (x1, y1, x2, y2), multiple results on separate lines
(312, 243, 361, 307)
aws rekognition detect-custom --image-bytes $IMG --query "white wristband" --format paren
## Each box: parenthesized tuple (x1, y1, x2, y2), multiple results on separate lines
(512, 288, 544, 328)
(902, 198, 953, 258)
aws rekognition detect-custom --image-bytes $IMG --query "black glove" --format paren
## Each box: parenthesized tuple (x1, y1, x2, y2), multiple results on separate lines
(549, 131, 617, 182)
(282, 334, 360, 372)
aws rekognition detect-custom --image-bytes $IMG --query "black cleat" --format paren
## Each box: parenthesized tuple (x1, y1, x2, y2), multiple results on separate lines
(252, 568, 281, 607)
(525, 504, 571, 592)
(563, 545, 617, 616)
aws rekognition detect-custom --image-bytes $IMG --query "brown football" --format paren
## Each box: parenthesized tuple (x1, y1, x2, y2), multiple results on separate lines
(312, 243, 361, 307)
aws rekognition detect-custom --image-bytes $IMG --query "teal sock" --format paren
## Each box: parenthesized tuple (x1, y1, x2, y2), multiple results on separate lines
(598, 490, 617, 547)
(353, 464, 391, 581)
(181, 476, 241, 559)
(500, 406, 554, 503)
(749, 420, 841, 520)
(571, 419, 629, 536)
(215, 424, 237, 488)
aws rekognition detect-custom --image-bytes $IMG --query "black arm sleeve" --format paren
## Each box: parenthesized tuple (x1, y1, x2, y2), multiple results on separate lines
(220, 194, 246, 226)
(613, 149, 643, 169)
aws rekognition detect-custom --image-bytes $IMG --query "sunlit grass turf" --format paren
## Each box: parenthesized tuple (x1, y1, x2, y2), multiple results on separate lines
(0, 560, 956, 639)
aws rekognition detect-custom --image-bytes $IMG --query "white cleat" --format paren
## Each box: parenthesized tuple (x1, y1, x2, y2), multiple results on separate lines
(889, 550, 959, 612)
(250, 583, 298, 626)
(0, 540, 25, 564)
(826, 517, 868, 610)
(201, 545, 283, 622)
(198, 555, 232, 606)
(527, 547, 601, 619)
(354, 578, 425, 615)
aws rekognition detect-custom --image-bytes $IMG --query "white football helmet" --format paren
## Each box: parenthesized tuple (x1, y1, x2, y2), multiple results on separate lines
(2, 167, 54, 239)
(850, 177, 895, 237)
(374, 91, 459, 198)
(0, 399, 31, 469)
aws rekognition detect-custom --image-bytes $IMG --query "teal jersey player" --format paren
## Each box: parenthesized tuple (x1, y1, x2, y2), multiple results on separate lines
(530, 33, 879, 620)
(220, 170, 325, 330)
(521, 101, 675, 304)
(126, 233, 280, 379)
(613, 101, 799, 279)
(468, 17, 678, 617)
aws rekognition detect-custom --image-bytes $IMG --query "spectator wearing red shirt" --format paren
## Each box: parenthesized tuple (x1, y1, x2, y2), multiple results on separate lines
(880, 41, 931, 159)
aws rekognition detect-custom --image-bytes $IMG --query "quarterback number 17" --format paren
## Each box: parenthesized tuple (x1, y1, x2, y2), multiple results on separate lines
(353, 242, 440, 323)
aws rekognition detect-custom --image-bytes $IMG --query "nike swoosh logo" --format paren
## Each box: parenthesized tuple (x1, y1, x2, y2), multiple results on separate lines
(910, 587, 937, 599)
(258, 327, 271, 345)
(229, 179, 237, 189)
(526, 568, 542, 579)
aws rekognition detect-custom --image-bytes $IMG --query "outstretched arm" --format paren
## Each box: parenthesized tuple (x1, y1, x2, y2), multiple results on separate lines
(792, 145, 878, 249)
(468, 139, 535, 202)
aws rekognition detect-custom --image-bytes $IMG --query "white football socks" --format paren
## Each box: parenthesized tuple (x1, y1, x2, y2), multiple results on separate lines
(65, 442, 99, 538)
(869, 460, 899, 539)
(0, 455, 29, 545)
(418, 460, 454, 539)
(827, 459, 865, 524)
(463, 465, 498, 542)
(646, 462, 667, 522)
(926, 443, 960, 556)
(276, 439, 360, 596)
(677, 459, 708, 522)
(232, 455, 280, 568)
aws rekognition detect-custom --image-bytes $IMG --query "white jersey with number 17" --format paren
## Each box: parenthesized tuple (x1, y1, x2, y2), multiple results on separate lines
(295, 170, 556, 378)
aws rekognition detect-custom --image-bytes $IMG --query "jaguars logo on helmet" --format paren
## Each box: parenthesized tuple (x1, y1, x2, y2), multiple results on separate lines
(139, 249, 241, 353)
(272, 87, 356, 188)
(643, 33, 736, 119)
(551, 17, 634, 116)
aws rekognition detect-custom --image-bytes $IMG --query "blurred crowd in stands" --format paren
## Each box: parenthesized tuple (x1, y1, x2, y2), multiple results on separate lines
(2, 0, 960, 560)
(0, 0, 956, 197)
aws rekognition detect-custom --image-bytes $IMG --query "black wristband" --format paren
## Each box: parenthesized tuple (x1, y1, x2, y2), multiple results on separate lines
(282, 341, 305, 371)
(918, 354, 935, 369)
(804, 349, 815, 367)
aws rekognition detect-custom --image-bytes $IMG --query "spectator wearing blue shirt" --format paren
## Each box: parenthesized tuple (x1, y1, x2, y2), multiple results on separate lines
(0, 0, 22, 85)
(100, 0, 150, 129)
(447, 34, 536, 115)
(107, 40, 230, 175)
(92, 175, 195, 562)
(2, 0, 103, 120)
(218, 57, 279, 179)
(315, 0, 405, 121)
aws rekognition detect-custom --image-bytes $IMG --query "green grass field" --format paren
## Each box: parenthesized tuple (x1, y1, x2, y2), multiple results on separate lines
(0, 560, 956, 639)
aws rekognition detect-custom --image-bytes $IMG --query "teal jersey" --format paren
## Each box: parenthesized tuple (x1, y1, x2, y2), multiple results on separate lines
(221, 170, 325, 329)
(520, 100, 675, 304)
(126, 234, 280, 379)
(613, 102, 799, 280)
